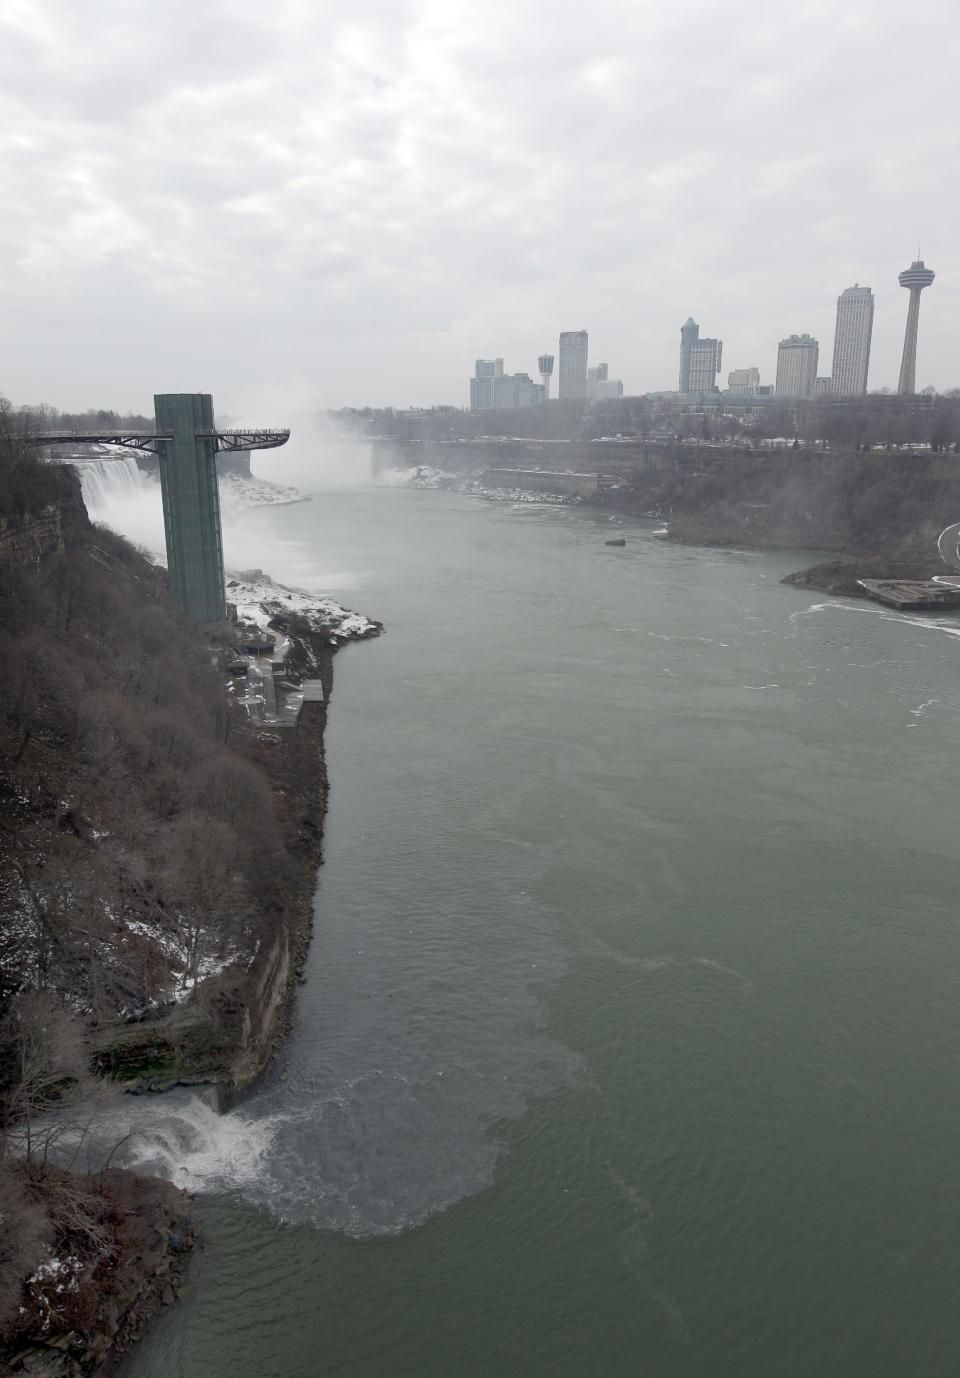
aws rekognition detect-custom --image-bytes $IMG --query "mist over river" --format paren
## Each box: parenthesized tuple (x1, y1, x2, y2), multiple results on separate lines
(117, 487, 960, 1377)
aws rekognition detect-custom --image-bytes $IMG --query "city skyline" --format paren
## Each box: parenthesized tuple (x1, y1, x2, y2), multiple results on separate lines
(0, 1, 956, 417)
(469, 259, 939, 411)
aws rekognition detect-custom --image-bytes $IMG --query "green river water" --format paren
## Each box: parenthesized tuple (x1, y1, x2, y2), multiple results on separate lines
(119, 487, 960, 1377)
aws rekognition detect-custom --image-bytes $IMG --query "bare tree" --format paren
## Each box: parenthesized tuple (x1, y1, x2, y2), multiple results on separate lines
(0, 1157, 51, 1332)
(0, 992, 90, 1165)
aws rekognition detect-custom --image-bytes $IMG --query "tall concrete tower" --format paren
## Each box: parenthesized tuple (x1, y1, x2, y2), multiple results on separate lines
(897, 259, 935, 395)
(679, 317, 698, 393)
(538, 353, 555, 400)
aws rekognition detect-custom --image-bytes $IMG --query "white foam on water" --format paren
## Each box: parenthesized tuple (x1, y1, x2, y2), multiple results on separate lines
(61, 1094, 286, 1196)
(790, 599, 960, 642)
(909, 698, 939, 718)
(123, 1101, 284, 1193)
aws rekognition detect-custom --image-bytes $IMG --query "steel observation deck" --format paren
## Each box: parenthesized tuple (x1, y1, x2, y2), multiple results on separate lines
(30, 428, 290, 455)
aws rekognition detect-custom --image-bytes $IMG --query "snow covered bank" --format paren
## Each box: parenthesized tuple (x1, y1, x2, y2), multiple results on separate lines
(378, 463, 582, 505)
(378, 464, 451, 490)
(465, 479, 580, 505)
(226, 569, 382, 646)
(219, 471, 311, 512)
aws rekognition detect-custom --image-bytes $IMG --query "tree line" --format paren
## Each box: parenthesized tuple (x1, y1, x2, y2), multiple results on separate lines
(333, 391, 960, 453)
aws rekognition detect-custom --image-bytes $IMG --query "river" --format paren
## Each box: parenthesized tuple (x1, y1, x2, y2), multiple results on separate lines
(117, 485, 960, 1377)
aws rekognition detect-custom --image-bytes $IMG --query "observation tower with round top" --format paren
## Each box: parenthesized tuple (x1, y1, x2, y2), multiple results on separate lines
(896, 259, 935, 395)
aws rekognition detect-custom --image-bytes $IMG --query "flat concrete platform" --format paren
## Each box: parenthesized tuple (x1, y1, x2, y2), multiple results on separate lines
(858, 579, 960, 611)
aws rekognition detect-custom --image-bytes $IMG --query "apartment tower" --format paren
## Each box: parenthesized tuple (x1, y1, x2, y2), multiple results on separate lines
(688, 338, 722, 394)
(831, 285, 874, 395)
(558, 331, 589, 400)
(469, 358, 505, 411)
(679, 317, 698, 393)
(775, 335, 819, 399)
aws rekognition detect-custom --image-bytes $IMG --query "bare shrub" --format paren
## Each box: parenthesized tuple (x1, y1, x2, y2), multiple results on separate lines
(0, 1159, 51, 1333)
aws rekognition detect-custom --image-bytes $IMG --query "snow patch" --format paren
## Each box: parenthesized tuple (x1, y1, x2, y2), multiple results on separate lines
(378, 464, 447, 489)
(218, 471, 310, 512)
(124, 919, 236, 1004)
(226, 569, 381, 645)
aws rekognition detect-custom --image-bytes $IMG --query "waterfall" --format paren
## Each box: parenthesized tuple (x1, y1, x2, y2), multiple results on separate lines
(36, 1087, 285, 1196)
(63, 451, 166, 558)
(74, 452, 149, 518)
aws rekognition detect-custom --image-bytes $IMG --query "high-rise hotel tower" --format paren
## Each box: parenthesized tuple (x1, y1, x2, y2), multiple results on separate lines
(679, 317, 722, 394)
(775, 334, 819, 398)
(558, 331, 589, 400)
(679, 317, 699, 393)
(830, 285, 874, 395)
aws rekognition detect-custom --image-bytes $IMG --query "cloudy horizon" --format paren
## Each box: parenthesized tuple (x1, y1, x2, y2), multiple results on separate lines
(1, 0, 957, 418)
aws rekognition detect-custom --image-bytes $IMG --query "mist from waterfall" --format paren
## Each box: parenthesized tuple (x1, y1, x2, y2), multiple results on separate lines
(74, 453, 167, 558)
(231, 410, 376, 494)
(77, 453, 145, 508)
(69, 444, 365, 594)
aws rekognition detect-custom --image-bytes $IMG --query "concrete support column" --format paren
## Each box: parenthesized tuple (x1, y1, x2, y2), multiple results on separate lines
(897, 291, 922, 396)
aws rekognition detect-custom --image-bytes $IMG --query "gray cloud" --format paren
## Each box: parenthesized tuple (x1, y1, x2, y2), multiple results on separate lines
(0, 0, 957, 414)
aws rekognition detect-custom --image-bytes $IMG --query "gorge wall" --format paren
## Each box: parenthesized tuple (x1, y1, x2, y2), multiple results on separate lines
(0, 448, 335, 1372)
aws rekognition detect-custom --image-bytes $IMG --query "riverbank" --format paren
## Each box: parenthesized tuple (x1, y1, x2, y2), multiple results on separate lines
(0, 446, 382, 1373)
(2, 610, 379, 1376)
(779, 556, 946, 599)
(3, 1175, 195, 1378)
(609, 450, 960, 592)
(379, 444, 960, 591)
(393, 454, 960, 603)
(88, 576, 382, 1094)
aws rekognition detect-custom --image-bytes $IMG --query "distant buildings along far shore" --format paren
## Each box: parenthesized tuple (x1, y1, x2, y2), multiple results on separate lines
(467, 258, 937, 409)
(469, 332, 623, 412)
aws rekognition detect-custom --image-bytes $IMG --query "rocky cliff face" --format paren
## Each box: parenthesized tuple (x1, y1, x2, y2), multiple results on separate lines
(91, 698, 331, 1093)
(2, 1175, 195, 1378)
(0, 464, 88, 562)
(0, 449, 341, 1374)
(600, 451, 960, 562)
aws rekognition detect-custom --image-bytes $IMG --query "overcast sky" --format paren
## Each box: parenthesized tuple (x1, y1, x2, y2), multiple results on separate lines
(0, 0, 957, 418)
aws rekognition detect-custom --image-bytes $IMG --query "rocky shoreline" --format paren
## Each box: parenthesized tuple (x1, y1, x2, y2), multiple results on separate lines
(380, 462, 950, 596)
(661, 529, 951, 604)
(383, 447, 960, 606)
(2, 583, 381, 1377)
(779, 556, 945, 599)
(4, 1176, 195, 1378)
